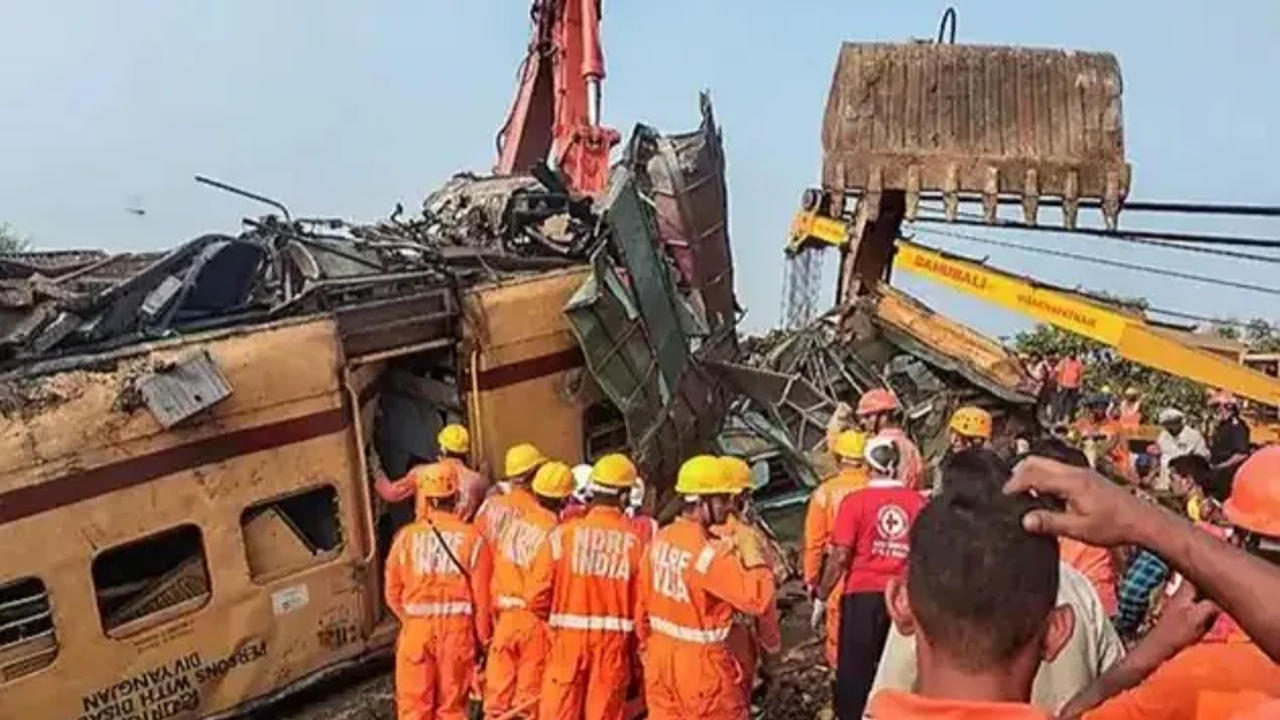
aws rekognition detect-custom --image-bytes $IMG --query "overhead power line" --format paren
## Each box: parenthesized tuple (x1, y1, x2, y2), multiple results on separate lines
(911, 226, 1280, 297)
(1144, 306, 1278, 333)
(911, 213, 1280, 250)
(912, 207, 1280, 265)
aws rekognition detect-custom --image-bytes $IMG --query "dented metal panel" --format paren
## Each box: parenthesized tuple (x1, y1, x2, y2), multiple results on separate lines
(136, 349, 233, 428)
(823, 43, 1130, 228)
(871, 287, 1036, 403)
(602, 167, 690, 389)
(646, 94, 739, 345)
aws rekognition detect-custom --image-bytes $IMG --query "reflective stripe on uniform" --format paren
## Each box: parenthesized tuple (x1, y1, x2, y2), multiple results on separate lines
(548, 613, 635, 632)
(403, 601, 473, 617)
(650, 616, 731, 644)
(496, 595, 527, 610)
(550, 528, 563, 562)
(694, 545, 717, 574)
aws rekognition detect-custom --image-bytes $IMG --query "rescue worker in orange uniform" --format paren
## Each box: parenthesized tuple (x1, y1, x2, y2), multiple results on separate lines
(485, 461, 574, 719)
(855, 388, 926, 490)
(804, 429, 870, 666)
(376, 423, 489, 521)
(384, 462, 494, 720)
(947, 405, 992, 454)
(475, 443, 548, 548)
(525, 453, 648, 720)
(714, 456, 783, 704)
(1075, 393, 1135, 482)
(636, 455, 777, 720)
(1074, 447, 1280, 720)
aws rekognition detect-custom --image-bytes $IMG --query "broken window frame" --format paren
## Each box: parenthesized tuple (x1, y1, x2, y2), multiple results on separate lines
(91, 524, 212, 639)
(0, 576, 58, 684)
(582, 400, 628, 461)
(240, 484, 346, 585)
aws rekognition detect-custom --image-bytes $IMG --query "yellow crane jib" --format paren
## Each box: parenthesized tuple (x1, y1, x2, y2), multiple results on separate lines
(892, 240, 1280, 409)
(787, 209, 849, 254)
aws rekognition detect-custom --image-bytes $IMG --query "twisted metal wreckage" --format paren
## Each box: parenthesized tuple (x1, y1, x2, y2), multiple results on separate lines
(0, 98, 1034, 510)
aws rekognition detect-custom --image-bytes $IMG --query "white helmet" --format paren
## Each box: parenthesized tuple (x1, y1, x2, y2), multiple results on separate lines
(571, 464, 593, 503)
(628, 477, 646, 512)
(865, 436, 901, 477)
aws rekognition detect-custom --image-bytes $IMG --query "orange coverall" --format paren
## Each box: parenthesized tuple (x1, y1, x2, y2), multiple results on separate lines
(525, 505, 647, 720)
(475, 484, 530, 549)
(384, 508, 494, 720)
(802, 467, 869, 665)
(486, 489, 558, 718)
(1083, 634, 1280, 720)
(636, 516, 777, 720)
(1059, 537, 1118, 616)
(711, 516, 783, 700)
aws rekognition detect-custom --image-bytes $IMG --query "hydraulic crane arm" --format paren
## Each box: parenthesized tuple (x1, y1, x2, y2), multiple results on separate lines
(496, 0, 619, 195)
(788, 207, 1280, 410)
(893, 240, 1280, 409)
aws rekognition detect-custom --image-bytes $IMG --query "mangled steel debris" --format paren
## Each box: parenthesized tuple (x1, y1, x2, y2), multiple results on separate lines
(638, 93, 739, 350)
(0, 171, 599, 372)
(567, 160, 729, 497)
(732, 283, 1039, 491)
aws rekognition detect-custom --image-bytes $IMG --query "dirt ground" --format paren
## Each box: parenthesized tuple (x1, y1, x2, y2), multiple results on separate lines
(264, 660, 395, 720)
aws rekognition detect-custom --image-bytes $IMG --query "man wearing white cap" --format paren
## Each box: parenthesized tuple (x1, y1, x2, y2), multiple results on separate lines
(1154, 407, 1209, 491)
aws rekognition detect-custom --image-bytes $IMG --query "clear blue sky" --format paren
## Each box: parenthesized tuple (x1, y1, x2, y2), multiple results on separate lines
(2, 1, 1277, 338)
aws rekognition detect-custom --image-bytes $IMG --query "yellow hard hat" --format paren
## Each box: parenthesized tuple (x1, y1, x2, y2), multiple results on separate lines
(676, 455, 733, 496)
(590, 453, 638, 490)
(505, 443, 547, 479)
(437, 424, 470, 455)
(718, 456, 753, 494)
(532, 461, 575, 499)
(949, 406, 993, 440)
(415, 462, 459, 499)
(832, 430, 867, 461)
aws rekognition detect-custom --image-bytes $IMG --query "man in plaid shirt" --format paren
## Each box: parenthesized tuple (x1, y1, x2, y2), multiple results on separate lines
(1113, 548, 1169, 641)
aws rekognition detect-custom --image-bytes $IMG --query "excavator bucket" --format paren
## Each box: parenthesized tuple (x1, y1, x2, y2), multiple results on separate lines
(822, 43, 1131, 230)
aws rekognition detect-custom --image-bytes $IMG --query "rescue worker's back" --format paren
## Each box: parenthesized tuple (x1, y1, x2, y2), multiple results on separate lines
(525, 454, 647, 720)
(637, 456, 777, 720)
(384, 464, 493, 720)
(486, 481, 561, 716)
(638, 516, 776, 719)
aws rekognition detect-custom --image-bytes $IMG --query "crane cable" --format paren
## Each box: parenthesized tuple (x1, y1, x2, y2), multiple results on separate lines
(910, 225, 1280, 297)
(1143, 306, 1278, 333)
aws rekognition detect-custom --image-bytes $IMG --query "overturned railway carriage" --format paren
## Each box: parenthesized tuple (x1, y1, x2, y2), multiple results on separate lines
(0, 268, 603, 719)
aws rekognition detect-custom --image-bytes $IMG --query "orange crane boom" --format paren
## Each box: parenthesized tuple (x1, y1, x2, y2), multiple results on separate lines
(496, 0, 619, 195)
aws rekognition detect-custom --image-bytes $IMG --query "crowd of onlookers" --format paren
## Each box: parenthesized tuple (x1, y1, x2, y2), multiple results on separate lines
(815, 382, 1278, 719)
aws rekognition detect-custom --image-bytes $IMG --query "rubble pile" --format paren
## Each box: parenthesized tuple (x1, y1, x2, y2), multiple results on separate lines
(731, 289, 1042, 491)
(761, 639, 833, 720)
(0, 175, 603, 374)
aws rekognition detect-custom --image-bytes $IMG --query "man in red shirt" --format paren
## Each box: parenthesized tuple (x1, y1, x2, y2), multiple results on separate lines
(816, 437, 925, 719)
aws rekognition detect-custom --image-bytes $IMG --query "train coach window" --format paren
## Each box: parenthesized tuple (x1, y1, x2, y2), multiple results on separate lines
(0, 577, 57, 682)
(241, 485, 344, 582)
(92, 525, 211, 637)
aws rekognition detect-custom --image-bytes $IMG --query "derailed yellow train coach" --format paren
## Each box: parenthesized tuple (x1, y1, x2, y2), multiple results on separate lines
(0, 267, 599, 719)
